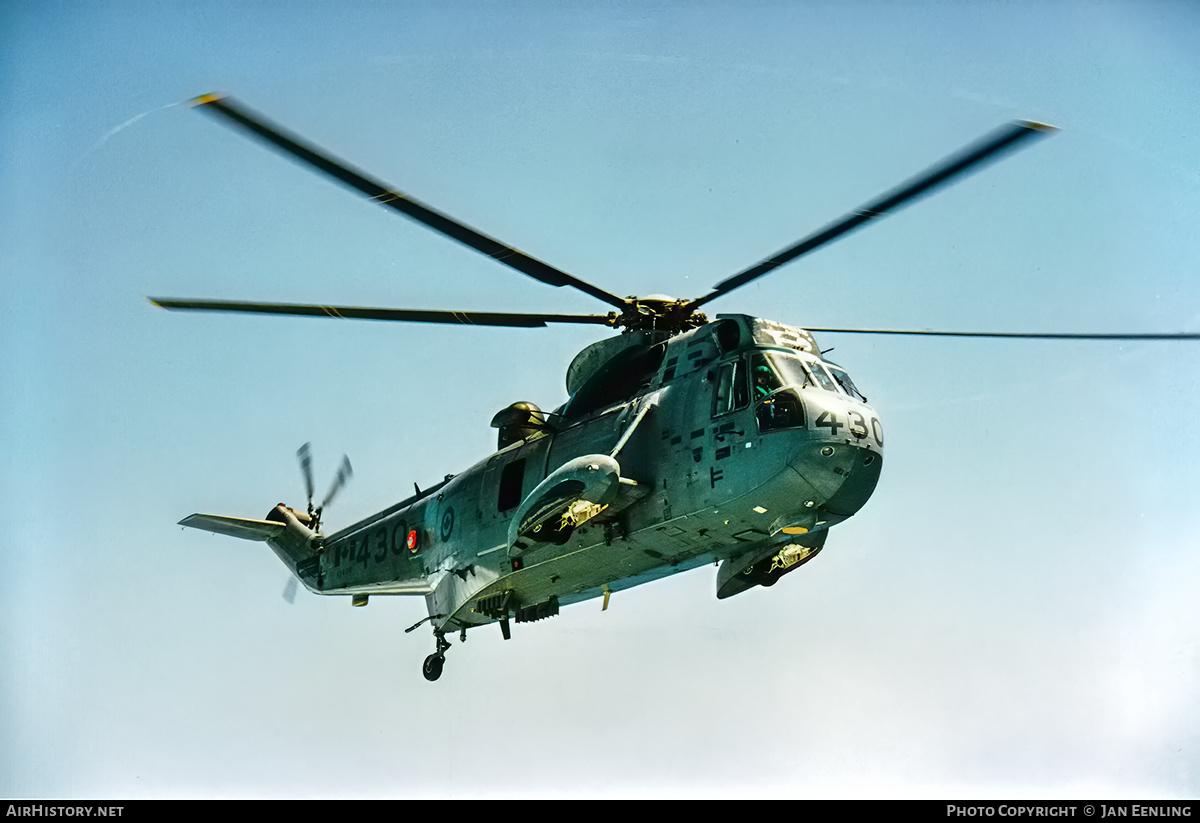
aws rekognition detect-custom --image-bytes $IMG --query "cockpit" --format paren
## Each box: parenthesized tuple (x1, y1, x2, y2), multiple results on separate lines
(713, 349, 869, 433)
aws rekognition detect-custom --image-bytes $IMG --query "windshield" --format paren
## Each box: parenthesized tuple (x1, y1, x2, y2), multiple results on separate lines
(827, 365, 867, 402)
(805, 360, 838, 392)
(751, 352, 867, 402)
(750, 352, 804, 392)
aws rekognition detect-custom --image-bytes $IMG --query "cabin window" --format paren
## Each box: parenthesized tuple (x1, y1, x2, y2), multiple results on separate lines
(498, 459, 526, 512)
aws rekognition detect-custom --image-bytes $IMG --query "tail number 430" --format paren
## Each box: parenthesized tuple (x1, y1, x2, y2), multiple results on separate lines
(815, 410, 883, 446)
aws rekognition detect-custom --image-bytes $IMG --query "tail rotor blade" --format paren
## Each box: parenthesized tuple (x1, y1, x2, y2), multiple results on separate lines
(322, 455, 353, 512)
(297, 442, 315, 513)
(282, 576, 299, 605)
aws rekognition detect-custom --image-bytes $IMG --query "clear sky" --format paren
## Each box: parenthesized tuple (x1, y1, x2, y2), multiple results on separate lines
(3, 0, 1199, 799)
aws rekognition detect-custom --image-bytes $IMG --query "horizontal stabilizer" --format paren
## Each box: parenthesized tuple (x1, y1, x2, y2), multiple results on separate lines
(179, 513, 286, 541)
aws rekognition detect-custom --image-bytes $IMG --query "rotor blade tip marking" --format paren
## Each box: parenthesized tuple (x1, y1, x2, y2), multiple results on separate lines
(190, 93, 226, 107)
(1019, 120, 1059, 133)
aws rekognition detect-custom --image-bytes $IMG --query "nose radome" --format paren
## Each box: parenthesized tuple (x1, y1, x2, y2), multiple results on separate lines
(825, 445, 883, 518)
(790, 441, 883, 520)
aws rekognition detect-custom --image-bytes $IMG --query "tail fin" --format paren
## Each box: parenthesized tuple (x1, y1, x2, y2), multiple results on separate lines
(178, 505, 318, 585)
(179, 513, 284, 541)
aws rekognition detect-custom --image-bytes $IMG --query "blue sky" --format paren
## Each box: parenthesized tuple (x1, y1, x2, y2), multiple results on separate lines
(3, 0, 1199, 798)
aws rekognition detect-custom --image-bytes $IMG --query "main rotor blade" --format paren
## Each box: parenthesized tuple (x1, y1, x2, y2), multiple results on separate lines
(149, 297, 616, 328)
(190, 94, 629, 311)
(688, 120, 1057, 311)
(806, 327, 1200, 340)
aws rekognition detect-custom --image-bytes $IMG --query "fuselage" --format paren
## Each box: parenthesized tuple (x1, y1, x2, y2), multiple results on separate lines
(298, 314, 883, 634)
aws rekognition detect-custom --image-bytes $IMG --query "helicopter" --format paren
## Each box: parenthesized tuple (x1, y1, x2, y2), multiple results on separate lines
(153, 94, 1197, 682)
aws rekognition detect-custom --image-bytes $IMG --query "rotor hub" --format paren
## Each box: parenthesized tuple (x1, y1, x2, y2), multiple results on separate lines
(617, 296, 706, 333)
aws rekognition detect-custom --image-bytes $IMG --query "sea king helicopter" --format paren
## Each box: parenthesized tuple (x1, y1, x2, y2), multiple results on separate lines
(153, 94, 1195, 681)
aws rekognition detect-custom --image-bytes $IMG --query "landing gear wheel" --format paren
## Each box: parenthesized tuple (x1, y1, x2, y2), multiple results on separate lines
(422, 653, 444, 681)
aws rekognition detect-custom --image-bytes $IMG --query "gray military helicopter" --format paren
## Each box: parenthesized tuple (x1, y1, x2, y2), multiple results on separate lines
(154, 95, 1196, 681)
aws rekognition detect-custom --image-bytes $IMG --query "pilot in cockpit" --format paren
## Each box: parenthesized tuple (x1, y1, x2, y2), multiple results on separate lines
(753, 364, 778, 400)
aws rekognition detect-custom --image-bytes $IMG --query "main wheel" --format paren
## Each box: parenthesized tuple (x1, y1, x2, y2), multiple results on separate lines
(422, 653, 444, 682)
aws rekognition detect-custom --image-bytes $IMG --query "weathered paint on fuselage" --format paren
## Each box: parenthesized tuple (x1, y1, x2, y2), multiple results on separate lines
(296, 314, 884, 637)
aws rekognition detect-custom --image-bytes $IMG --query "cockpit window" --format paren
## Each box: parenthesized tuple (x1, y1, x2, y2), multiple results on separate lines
(827, 365, 867, 402)
(748, 352, 809, 392)
(746, 351, 860, 394)
(749, 355, 784, 402)
(806, 360, 838, 392)
(757, 388, 804, 432)
(748, 353, 805, 432)
(713, 359, 750, 416)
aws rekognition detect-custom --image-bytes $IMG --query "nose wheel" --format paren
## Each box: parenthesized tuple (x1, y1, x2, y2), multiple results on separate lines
(422, 632, 452, 682)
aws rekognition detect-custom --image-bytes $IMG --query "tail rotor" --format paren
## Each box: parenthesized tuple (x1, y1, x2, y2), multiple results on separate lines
(295, 442, 353, 533)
